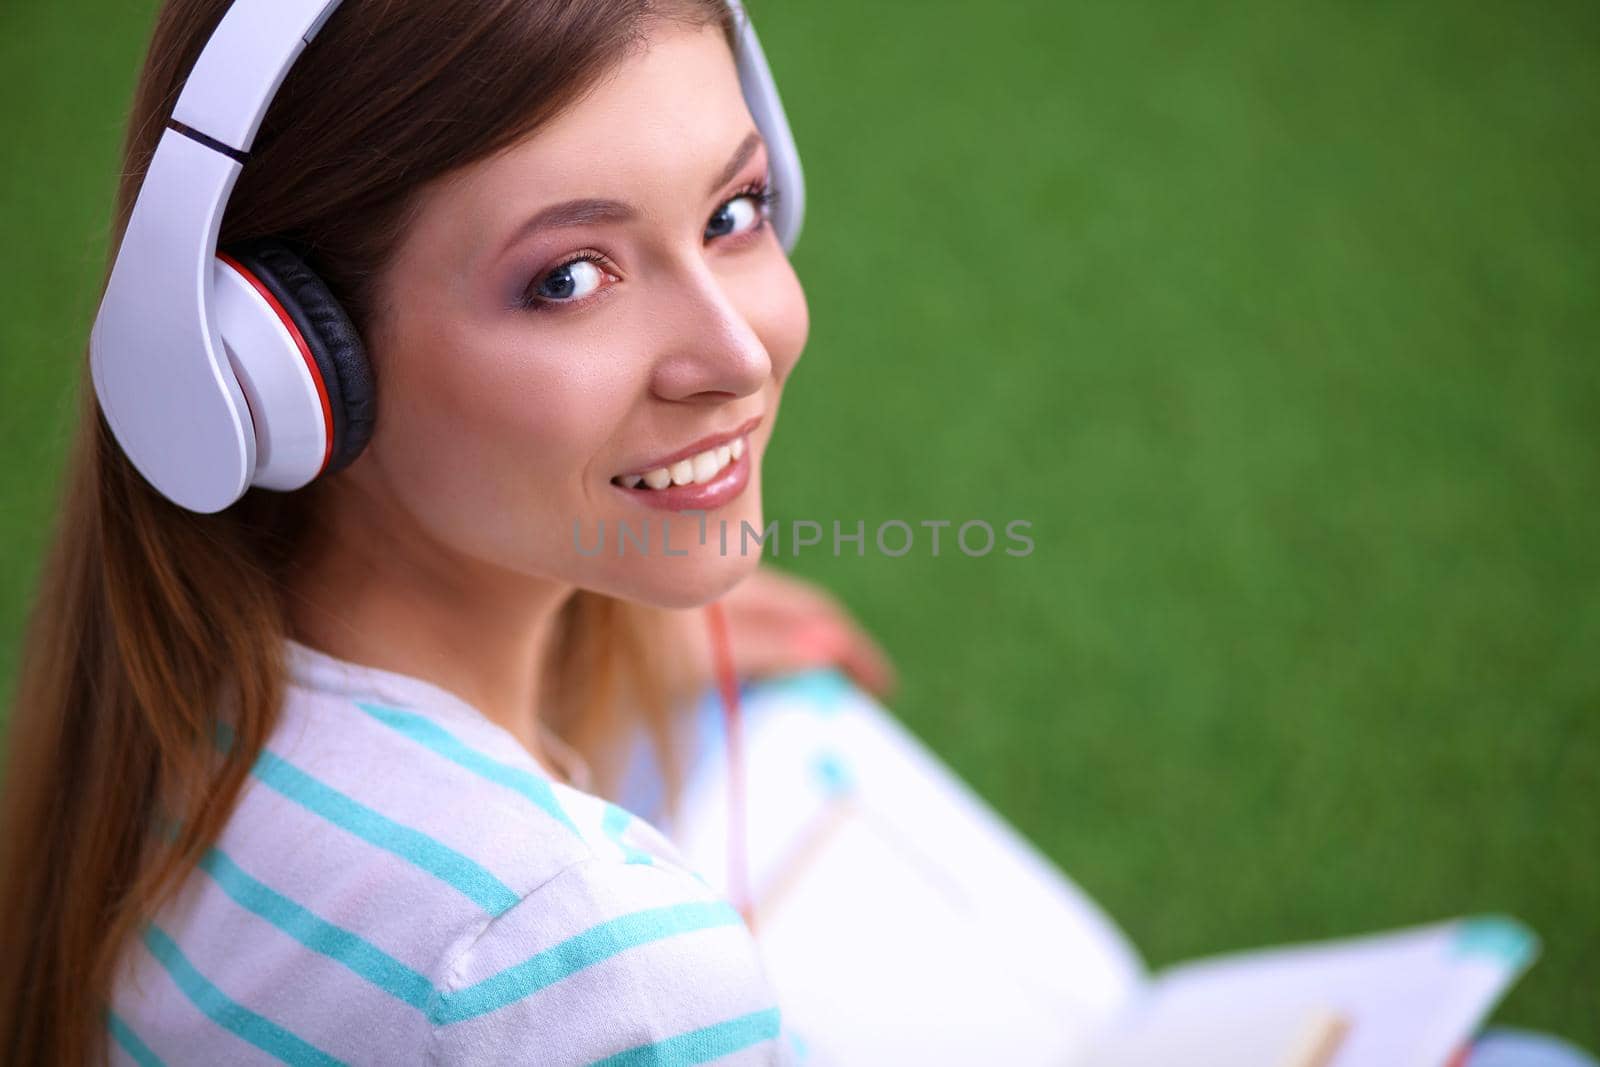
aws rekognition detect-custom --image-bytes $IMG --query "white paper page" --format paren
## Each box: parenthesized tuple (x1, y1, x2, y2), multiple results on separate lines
(755, 794, 1101, 1065)
(637, 670, 1146, 1067)
(1073, 917, 1538, 1067)
(1075, 1005, 1350, 1067)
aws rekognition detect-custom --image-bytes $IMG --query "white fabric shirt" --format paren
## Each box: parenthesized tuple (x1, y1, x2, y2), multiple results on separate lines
(108, 637, 797, 1066)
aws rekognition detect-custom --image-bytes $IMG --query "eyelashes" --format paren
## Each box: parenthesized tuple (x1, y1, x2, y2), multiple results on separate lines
(516, 180, 781, 313)
(520, 251, 614, 311)
(712, 179, 779, 239)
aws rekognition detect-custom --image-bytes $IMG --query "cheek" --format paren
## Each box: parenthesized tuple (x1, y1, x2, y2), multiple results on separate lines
(373, 326, 639, 558)
(750, 255, 810, 386)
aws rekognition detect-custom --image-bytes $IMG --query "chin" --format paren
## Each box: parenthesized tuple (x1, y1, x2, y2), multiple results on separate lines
(577, 480, 770, 608)
(620, 545, 763, 610)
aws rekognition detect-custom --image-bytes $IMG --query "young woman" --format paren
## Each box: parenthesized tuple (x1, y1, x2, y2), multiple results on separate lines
(0, 0, 891, 1062)
(8, 3, 1591, 1067)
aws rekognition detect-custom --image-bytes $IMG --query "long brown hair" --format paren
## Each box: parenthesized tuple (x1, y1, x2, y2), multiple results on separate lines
(0, 1, 737, 1062)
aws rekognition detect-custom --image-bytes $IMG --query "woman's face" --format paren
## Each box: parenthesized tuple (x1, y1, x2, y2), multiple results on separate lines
(354, 22, 808, 609)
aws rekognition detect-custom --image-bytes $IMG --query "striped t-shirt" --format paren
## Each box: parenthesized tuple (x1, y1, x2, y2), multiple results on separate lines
(108, 637, 796, 1065)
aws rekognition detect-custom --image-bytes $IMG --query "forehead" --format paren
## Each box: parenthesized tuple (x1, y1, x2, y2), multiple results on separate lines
(419, 23, 751, 257)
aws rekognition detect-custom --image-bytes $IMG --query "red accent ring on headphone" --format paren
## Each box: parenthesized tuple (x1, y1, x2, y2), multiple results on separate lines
(216, 251, 336, 476)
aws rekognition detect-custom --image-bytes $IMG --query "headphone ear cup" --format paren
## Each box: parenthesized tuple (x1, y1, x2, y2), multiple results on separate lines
(220, 238, 375, 476)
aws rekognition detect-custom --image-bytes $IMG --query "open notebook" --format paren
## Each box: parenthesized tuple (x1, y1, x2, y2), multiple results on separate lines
(613, 670, 1538, 1067)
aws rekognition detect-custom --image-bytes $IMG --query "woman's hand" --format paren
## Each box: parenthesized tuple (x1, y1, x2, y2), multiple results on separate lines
(664, 564, 898, 703)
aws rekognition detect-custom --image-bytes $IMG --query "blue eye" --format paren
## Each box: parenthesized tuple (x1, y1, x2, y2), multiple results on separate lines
(518, 251, 614, 312)
(534, 256, 606, 302)
(705, 181, 776, 241)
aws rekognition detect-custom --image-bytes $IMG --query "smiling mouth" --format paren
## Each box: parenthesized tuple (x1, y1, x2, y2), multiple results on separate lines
(611, 433, 747, 491)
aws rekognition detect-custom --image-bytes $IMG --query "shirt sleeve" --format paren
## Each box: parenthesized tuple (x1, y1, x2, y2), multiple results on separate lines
(428, 855, 794, 1066)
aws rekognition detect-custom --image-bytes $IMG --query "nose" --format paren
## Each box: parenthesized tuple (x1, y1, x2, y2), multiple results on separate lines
(647, 259, 772, 404)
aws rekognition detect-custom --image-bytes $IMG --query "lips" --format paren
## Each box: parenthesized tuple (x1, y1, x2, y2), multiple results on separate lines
(610, 415, 761, 490)
(611, 444, 752, 513)
(608, 416, 761, 513)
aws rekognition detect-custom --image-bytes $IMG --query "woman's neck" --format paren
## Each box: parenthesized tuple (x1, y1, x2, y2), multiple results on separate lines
(282, 481, 578, 776)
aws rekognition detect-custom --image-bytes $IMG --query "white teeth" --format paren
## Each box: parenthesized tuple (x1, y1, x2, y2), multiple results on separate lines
(620, 434, 747, 491)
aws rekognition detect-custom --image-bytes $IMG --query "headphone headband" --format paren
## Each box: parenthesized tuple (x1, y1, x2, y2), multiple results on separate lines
(174, 0, 343, 155)
(90, 0, 804, 514)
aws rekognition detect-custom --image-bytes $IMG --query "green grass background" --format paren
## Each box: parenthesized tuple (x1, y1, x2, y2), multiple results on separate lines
(4, 0, 1597, 1049)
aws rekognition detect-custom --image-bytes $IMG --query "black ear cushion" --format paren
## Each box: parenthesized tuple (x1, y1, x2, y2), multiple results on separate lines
(222, 238, 376, 475)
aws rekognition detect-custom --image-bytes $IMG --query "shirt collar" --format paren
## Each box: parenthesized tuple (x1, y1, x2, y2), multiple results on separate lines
(282, 636, 593, 791)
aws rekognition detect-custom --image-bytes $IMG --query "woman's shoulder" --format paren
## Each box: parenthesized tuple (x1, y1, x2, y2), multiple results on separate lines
(429, 850, 787, 1064)
(108, 672, 793, 1064)
(254, 674, 695, 899)
(254, 682, 788, 1061)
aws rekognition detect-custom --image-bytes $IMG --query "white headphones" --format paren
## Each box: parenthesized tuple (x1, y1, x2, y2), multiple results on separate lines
(90, 0, 805, 515)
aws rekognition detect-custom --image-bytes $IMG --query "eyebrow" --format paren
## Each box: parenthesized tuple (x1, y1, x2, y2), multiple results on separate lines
(706, 129, 764, 197)
(496, 130, 765, 258)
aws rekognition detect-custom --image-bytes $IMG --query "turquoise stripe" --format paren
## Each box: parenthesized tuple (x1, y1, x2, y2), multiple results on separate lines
(591, 1007, 783, 1066)
(431, 900, 744, 1025)
(107, 1011, 165, 1067)
(756, 669, 851, 714)
(141, 924, 347, 1067)
(602, 803, 655, 866)
(197, 847, 434, 1011)
(351, 700, 582, 838)
(250, 747, 520, 915)
(1452, 915, 1539, 969)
